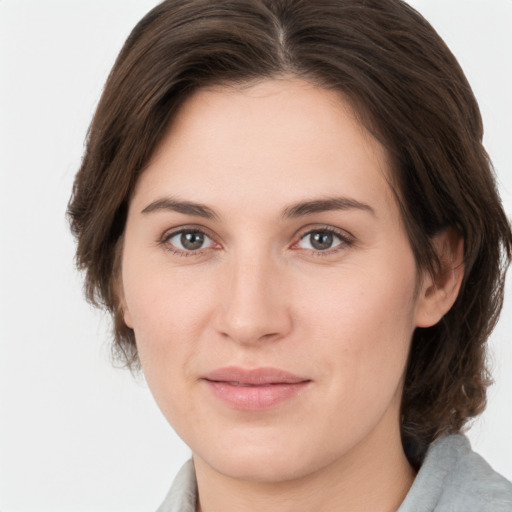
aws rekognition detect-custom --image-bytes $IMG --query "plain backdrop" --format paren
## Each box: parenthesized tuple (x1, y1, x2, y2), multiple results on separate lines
(0, 1, 511, 510)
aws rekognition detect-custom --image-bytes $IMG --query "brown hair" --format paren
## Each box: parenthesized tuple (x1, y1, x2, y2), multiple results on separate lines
(68, 0, 512, 466)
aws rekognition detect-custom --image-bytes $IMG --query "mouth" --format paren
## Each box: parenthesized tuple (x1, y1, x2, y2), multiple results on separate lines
(201, 366, 311, 411)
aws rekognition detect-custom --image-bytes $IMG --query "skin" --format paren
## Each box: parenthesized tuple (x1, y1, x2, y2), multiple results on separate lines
(120, 78, 463, 512)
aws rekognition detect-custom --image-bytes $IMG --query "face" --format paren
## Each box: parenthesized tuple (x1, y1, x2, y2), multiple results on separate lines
(120, 79, 431, 482)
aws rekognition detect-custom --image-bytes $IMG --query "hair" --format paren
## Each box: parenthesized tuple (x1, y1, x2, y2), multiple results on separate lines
(68, 0, 512, 467)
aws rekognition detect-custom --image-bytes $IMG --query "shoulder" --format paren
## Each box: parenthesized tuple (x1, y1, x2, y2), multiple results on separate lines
(399, 434, 512, 512)
(435, 435, 512, 511)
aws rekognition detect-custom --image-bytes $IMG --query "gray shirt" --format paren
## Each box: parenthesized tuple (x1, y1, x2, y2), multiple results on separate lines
(157, 434, 512, 511)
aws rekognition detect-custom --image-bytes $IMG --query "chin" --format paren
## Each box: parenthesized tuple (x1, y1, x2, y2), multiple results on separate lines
(192, 429, 332, 483)
(204, 453, 311, 483)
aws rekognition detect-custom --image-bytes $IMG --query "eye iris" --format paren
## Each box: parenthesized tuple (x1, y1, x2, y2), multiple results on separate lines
(311, 231, 334, 250)
(181, 232, 204, 250)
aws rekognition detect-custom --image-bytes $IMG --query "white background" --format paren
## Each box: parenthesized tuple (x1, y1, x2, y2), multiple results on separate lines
(0, 1, 511, 510)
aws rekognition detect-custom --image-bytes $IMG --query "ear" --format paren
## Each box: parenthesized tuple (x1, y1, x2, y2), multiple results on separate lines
(113, 277, 134, 329)
(112, 234, 134, 329)
(415, 229, 464, 328)
(119, 292, 134, 329)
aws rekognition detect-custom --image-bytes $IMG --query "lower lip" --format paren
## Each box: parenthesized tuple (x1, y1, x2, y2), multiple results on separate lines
(204, 380, 310, 411)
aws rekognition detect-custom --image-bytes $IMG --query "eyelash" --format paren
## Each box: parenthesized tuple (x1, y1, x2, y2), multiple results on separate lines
(159, 225, 354, 258)
(294, 226, 354, 257)
(160, 226, 218, 257)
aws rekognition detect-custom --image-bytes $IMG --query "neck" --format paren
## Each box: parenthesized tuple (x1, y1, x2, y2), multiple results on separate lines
(193, 423, 415, 512)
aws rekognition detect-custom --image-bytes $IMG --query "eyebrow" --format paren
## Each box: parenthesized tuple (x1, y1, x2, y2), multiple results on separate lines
(281, 197, 375, 219)
(141, 198, 218, 219)
(140, 195, 375, 220)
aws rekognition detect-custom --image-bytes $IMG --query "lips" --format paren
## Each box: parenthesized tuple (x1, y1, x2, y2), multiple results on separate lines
(201, 366, 311, 410)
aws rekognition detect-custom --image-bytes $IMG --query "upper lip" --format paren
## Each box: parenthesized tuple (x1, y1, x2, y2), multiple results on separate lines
(202, 366, 310, 385)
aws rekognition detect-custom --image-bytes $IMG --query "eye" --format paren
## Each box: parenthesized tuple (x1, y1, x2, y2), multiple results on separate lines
(164, 229, 215, 253)
(296, 228, 350, 252)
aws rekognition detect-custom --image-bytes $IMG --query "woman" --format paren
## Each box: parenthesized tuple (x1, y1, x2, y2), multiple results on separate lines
(68, 0, 512, 510)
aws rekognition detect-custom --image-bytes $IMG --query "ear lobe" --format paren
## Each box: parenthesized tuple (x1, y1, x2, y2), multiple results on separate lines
(415, 229, 464, 328)
(115, 278, 134, 329)
(113, 280, 134, 328)
(111, 235, 134, 329)
(120, 297, 134, 329)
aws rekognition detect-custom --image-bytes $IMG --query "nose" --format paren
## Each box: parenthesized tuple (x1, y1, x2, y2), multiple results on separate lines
(214, 250, 293, 346)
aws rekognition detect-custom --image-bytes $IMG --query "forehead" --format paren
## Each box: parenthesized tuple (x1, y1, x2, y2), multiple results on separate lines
(132, 78, 397, 221)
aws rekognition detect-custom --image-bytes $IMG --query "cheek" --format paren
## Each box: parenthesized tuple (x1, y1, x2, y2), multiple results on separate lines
(297, 258, 418, 388)
(121, 255, 219, 374)
(121, 264, 218, 430)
